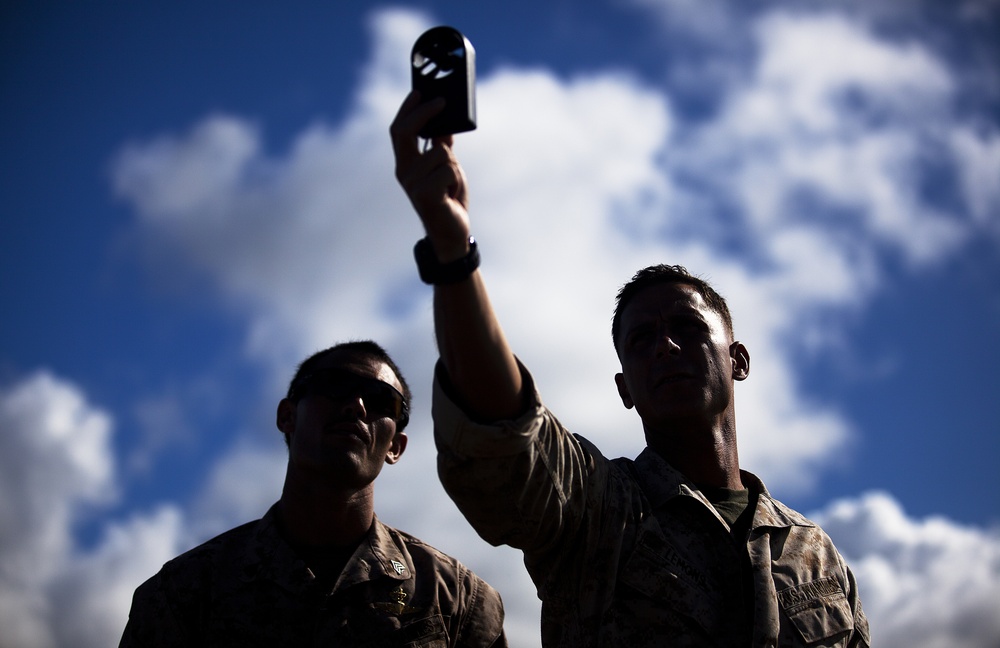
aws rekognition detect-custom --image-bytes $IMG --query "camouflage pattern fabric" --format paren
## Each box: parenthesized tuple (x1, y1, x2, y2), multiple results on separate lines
(433, 361, 870, 648)
(119, 505, 507, 647)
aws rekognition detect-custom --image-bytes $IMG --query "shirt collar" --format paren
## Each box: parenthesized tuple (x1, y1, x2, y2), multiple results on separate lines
(338, 514, 412, 589)
(632, 446, 703, 508)
(241, 504, 413, 593)
(632, 449, 814, 530)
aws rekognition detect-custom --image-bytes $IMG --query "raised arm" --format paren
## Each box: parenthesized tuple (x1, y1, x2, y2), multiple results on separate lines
(390, 92, 524, 421)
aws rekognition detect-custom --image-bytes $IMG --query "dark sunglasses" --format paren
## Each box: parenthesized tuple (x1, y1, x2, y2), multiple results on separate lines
(290, 368, 409, 426)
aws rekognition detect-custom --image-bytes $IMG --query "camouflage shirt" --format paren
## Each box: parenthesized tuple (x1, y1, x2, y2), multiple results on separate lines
(433, 363, 869, 647)
(119, 504, 507, 647)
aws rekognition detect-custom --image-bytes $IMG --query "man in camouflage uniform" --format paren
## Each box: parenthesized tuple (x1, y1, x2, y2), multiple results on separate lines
(391, 92, 870, 646)
(120, 341, 507, 647)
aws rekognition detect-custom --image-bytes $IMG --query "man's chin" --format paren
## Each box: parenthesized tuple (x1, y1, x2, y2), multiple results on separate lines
(640, 400, 709, 425)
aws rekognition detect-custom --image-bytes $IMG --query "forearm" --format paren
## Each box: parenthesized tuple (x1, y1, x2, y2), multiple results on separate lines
(433, 267, 524, 421)
(391, 92, 524, 420)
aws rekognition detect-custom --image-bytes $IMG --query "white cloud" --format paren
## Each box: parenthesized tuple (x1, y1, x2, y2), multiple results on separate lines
(753, 12, 953, 129)
(128, 392, 195, 474)
(812, 492, 1000, 648)
(951, 125, 1000, 231)
(48, 506, 185, 648)
(675, 10, 972, 269)
(110, 7, 868, 486)
(0, 372, 196, 648)
(113, 116, 262, 222)
(188, 440, 287, 540)
(0, 370, 282, 648)
(0, 372, 116, 647)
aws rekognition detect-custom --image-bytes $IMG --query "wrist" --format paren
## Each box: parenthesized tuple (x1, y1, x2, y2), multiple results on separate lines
(430, 236, 471, 263)
(414, 236, 480, 285)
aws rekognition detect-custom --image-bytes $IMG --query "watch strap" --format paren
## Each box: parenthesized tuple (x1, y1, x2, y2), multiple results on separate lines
(413, 236, 480, 285)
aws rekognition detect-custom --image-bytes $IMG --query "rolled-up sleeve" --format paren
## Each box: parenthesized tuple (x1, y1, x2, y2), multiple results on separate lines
(433, 359, 597, 557)
(432, 360, 543, 459)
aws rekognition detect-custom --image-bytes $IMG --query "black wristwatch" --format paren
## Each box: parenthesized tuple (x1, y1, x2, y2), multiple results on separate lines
(413, 236, 480, 285)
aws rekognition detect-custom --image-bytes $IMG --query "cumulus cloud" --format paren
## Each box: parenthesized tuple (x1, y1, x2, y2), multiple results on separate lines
(0, 373, 180, 648)
(723, 12, 967, 265)
(813, 492, 1000, 648)
(0, 372, 115, 647)
(128, 392, 195, 475)
(107, 7, 931, 485)
(0, 372, 114, 555)
(188, 440, 287, 540)
(0, 370, 283, 648)
(951, 125, 1000, 231)
(47, 506, 185, 648)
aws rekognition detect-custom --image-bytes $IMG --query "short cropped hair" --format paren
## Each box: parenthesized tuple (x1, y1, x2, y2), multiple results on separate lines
(612, 264, 734, 356)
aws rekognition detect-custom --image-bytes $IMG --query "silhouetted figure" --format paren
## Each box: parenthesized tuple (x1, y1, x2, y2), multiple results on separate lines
(120, 341, 507, 647)
(391, 91, 869, 647)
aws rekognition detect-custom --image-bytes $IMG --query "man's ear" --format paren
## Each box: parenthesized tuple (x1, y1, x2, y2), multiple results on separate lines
(385, 432, 408, 465)
(730, 342, 750, 381)
(614, 373, 635, 409)
(276, 398, 296, 436)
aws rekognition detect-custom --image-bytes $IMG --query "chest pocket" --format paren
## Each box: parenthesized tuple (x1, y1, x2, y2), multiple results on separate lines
(343, 612, 448, 648)
(778, 577, 853, 644)
(391, 613, 448, 647)
(618, 521, 725, 637)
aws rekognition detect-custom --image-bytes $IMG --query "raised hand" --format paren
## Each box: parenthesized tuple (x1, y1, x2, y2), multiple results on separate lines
(390, 91, 472, 262)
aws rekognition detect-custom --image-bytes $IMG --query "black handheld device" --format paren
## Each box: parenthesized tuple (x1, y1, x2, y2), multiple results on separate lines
(411, 26, 476, 138)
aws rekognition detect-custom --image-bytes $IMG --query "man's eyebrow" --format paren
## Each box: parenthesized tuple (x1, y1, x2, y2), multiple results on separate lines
(624, 316, 658, 331)
(673, 309, 708, 319)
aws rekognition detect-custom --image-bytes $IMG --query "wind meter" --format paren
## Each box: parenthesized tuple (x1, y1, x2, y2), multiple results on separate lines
(411, 26, 477, 138)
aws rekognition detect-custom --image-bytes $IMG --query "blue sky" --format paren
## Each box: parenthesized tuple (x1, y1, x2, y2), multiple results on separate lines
(2, 2, 999, 646)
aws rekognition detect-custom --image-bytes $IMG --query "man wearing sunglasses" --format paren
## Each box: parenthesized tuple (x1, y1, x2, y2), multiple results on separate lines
(120, 341, 507, 647)
(390, 93, 868, 648)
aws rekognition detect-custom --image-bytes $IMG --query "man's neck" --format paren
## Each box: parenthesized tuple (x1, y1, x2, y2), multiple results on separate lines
(645, 418, 742, 490)
(277, 470, 375, 549)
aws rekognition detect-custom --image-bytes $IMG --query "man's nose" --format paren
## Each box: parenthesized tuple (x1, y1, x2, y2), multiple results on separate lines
(339, 392, 368, 419)
(655, 333, 681, 358)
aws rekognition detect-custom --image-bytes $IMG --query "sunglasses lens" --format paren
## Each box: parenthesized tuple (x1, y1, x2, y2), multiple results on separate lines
(301, 370, 404, 421)
(365, 386, 402, 420)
